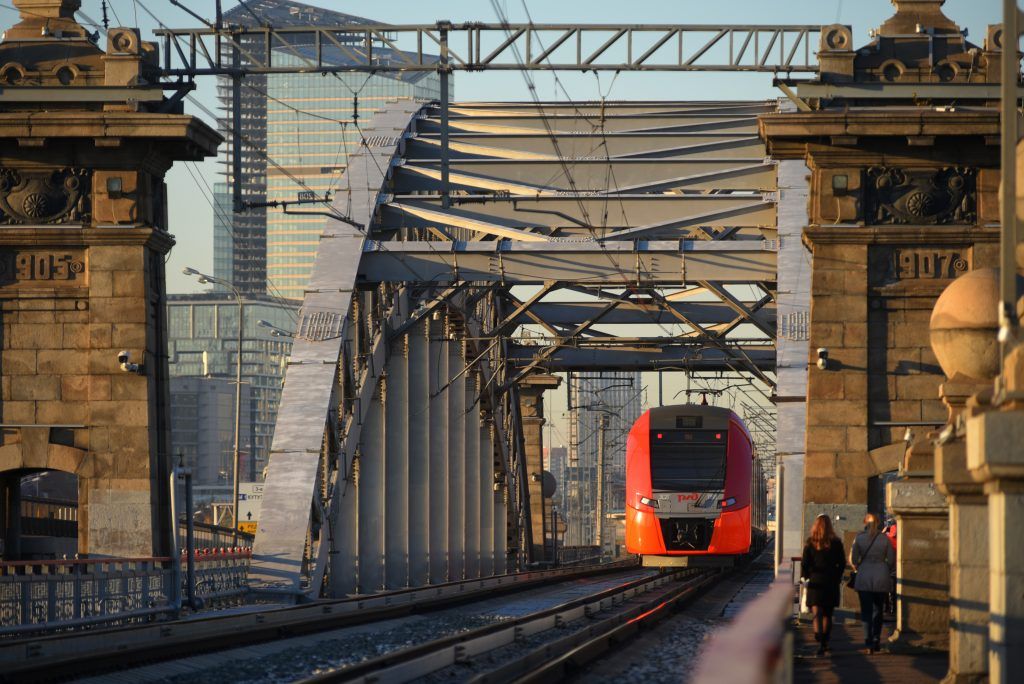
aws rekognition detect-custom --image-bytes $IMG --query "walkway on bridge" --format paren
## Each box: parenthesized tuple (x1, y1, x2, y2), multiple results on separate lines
(793, 620, 946, 683)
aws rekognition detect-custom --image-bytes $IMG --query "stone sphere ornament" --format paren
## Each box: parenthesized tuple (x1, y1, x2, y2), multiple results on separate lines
(929, 268, 1023, 382)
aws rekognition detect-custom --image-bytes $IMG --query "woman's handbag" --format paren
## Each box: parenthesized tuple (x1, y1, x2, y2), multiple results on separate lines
(847, 532, 880, 589)
(799, 579, 809, 614)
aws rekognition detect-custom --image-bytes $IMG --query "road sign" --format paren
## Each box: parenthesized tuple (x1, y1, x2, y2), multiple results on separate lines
(238, 483, 263, 526)
(238, 521, 258, 535)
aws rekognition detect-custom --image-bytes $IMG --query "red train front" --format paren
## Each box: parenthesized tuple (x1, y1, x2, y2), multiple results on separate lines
(625, 404, 765, 564)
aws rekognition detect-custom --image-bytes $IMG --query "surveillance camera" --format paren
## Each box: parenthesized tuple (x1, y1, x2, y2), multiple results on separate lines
(816, 347, 829, 371)
(118, 350, 143, 374)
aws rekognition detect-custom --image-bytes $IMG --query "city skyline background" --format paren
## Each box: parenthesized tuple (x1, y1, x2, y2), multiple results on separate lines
(0, 1, 996, 295)
(0, 0, 997, 473)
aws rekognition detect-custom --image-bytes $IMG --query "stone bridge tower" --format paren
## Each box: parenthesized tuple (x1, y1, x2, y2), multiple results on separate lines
(0, 0, 219, 558)
(760, 0, 1002, 651)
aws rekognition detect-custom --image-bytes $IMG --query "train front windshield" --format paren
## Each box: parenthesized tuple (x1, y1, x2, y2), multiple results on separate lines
(649, 429, 727, 492)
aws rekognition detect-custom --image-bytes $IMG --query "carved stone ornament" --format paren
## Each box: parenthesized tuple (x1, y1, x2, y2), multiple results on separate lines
(866, 167, 975, 225)
(0, 168, 91, 224)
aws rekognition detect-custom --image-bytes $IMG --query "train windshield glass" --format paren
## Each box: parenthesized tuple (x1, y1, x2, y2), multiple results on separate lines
(649, 429, 727, 492)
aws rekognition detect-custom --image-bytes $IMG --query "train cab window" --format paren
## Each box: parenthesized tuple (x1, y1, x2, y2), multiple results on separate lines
(649, 429, 728, 492)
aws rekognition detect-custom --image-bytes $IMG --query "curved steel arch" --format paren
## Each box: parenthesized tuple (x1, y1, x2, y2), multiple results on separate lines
(252, 99, 782, 598)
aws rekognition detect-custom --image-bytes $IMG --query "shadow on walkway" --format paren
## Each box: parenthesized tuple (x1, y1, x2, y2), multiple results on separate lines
(794, 621, 946, 683)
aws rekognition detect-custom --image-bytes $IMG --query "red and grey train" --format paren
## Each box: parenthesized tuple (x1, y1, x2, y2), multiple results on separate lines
(625, 404, 768, 564)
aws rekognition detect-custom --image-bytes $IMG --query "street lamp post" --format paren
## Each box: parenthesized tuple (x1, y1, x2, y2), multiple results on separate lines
(183, 267, 243, 546)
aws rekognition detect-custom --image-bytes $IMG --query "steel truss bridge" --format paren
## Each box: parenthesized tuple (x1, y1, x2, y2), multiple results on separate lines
(251, 99, 783, 596)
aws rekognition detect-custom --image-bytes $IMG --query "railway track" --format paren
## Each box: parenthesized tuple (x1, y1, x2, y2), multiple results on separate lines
(302, 567, 722, 684)
(0, 560, 639, 683)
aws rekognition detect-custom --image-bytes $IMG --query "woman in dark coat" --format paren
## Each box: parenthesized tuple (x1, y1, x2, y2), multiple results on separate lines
(801, 513, 846, 655)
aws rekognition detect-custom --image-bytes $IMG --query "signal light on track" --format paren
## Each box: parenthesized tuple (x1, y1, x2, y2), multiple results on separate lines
(656, 433, 662, 439)
(715, 433, 721, 439)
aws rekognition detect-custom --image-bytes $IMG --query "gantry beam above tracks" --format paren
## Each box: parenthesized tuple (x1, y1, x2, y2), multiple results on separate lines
(358, 240, 777, 285)
(506, 344, 775, 371)
(155, 24, 822, 77)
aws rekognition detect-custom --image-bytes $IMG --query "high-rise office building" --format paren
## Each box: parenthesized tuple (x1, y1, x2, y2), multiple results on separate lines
(564, 372, 643, 548)
(169, 376, 252, 501)
(214, 0, 448, 299)
(167, 293, 298, 490)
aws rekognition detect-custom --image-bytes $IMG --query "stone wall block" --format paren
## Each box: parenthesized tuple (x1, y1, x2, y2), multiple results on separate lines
(110, 374, 148, 401)
(804, 477, 849, 503)
(843, 374, 868, 400)
(808, 399, 867, 427)
(87, 375, 111, 401)
(89, 271, 113, 297)
(895, 374, 943, 401)
(88, 324, 112, 348)
(37, 350, 88, 375)
(110, 323, 147, 349)
(8, 324, 56, 350)
(61, 324, 90, 349)
(1, 400, 35, 423)
(89, 246, 144, 273)
(61, 375, 90, 401)
(812, 295, 868, 322)
(36, 400, 88, 424)
(810, 427, 847, 451)
(111, 271, 146, 298)
(11, 375, 59, 401)
(90, 297, 147, 324)
(805, 451, 838, 476)
(809, 371, 845, 399)
(90, 400, 150, 427)
(17, 310, 55, 324)
(812, 268, 846, 293)
(3, 350, 36, 374)
(809, 322, 844, 347)
(843, 322, 868, 347)
(846, 427, 869, 452)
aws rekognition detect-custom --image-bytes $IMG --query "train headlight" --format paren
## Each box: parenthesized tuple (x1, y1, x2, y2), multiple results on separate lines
(639, 496, 659, 508)
(719, 497, 737, 508)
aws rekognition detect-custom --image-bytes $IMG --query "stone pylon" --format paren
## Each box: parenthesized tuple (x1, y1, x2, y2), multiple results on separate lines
(760, 0, 1002, 639)
(0, 0, 219, 558)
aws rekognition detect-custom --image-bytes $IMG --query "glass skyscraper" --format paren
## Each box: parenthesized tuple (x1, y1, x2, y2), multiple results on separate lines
(214, 0, 448, 299)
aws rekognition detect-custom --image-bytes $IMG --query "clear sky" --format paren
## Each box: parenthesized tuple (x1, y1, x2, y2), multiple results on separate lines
(0, 1, 999, 292)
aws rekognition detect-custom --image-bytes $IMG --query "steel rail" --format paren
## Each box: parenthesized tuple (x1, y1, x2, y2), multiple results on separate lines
(300, 568, 718, 683)
(479, 570, 723, 683)
(0, 561, 636, 683)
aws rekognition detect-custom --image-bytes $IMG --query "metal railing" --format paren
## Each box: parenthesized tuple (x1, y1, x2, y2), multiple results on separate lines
(0, 550, 251, 635)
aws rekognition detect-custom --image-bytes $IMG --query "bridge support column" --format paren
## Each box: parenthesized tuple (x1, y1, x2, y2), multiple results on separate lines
(385, 336, 410, 589)
(888, 437, 950, 652)
(968, 344, 1024, 684)
(480, 419, 495, 577)
(935, 377, 991, 683)
(464, 372, 481, 579)
(408, 321, 431, 587)
(518, 375, 561, 563)
(447, 333, 466, 580)
(428, 320, 449, 583)
(358, 376, 386, 594)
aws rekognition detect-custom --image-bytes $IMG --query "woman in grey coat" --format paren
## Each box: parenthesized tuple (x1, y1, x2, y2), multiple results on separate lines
(850, 512, 896, 653)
